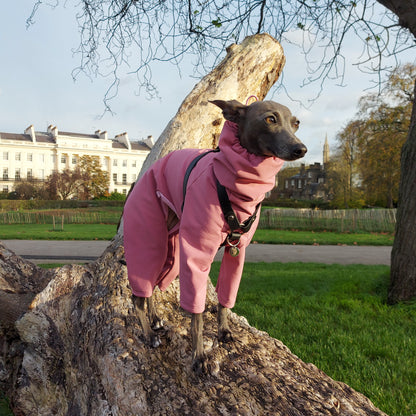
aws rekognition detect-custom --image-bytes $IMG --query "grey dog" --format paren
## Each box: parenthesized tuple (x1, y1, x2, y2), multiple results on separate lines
(124, 99, 307, 374)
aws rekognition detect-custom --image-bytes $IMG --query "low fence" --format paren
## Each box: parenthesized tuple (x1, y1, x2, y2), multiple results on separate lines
(0, 210, 121, 225)
(0, 208, 397, 233)
(259, 208, 396, 233)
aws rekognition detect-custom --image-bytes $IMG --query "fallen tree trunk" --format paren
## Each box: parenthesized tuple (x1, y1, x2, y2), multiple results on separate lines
(138, 33, 286, 176)
(0, 34, 387, 415)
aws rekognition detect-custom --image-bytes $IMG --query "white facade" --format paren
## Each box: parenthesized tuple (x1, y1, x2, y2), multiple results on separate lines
(0, 125, 153, 196)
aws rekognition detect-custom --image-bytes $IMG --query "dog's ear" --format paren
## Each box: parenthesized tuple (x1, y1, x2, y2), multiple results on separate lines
(209, 100, 247, 124)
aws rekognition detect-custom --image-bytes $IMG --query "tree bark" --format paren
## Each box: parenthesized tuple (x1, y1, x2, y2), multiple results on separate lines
(378, 0, 416, 303)
(1, 34, 387, 415)
(138, 33, 285, 176)
(376, 0, 416, 37)
(389, 78, 416, 303)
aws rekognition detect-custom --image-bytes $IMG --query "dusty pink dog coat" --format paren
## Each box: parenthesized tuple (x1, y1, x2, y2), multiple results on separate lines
(123, 121, 284, 313)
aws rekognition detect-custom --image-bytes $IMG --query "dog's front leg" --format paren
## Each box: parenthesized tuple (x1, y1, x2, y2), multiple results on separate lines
(132, 295, 161, 348)
(191, 313, 210, 374)
(147, 295, 164, 330)
(218, 303, 233, 343)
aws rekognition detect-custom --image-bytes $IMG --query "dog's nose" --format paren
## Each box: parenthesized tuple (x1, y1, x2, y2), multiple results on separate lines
(291, 144, 307, 159)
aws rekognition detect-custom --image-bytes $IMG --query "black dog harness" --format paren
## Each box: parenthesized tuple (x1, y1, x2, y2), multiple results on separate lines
(182, 148, 260, 256)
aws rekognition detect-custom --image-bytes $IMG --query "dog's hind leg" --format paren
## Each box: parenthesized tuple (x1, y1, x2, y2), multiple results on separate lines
(218, 303, 233, 343)
(133, 295, 161, 348)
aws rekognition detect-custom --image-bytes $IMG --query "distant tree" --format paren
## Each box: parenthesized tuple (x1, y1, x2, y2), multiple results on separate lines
(356, 64, 413, 207)
(77, 155, 110, 199)
(13, 179, 39, 200)
(335, 120, 362, 208)
(45, 169, 83, 200)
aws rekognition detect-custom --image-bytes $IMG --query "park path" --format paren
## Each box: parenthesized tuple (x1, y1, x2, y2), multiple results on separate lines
(2, 240, 391, 266)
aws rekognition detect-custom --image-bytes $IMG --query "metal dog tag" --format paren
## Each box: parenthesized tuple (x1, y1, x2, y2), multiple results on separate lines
(229, 246, 240, 257)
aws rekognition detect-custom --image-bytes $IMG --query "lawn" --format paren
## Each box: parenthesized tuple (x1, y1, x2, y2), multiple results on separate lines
(210, 262, 415, 416)
(0, 223, 394, 245)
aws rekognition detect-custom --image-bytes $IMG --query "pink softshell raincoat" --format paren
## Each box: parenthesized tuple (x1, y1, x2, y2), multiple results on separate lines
(123, 121, 284, 314)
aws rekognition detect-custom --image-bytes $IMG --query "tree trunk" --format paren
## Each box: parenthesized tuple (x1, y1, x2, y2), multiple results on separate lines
(389, 79, 416, 303)
(378, 0, 416, 303)
(1, 34, 387, 415)
(138, 33, 285, 176)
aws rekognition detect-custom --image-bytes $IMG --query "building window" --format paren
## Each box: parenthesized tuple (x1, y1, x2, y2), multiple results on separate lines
(132, 160, 137, 168)
(3, 168, 8, 180)
(291, 179, 295, 187)
(113, 173, 117, 184)
(15, 152, 21, 161)
(122, 174, 127, 185)
(72, 155, 78, 164)
(131, 174, 136, 182)
(122, 159, 127, 167)
(2, 186, 8, 193)
(122, 189, 127, 195)
(297, 180, 302, 189)
(39, 153, 45, 163)
(27, 153, 33, 162)
(285, 180, 289, 189)
(3, 152, 8, 161)
(61, 155, 67, 164)
(27, 169, 33, 179)
(15, 169, 21, 180)
(113, 159, 118, 167)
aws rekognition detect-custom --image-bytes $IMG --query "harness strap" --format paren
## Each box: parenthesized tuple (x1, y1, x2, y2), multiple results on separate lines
(181, 148, 220, 212)
(216, 178, 260, 242)
(181, 148, 260, 246)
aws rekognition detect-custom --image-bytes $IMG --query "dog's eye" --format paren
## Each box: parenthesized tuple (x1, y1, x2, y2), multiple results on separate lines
(292, 119, 300, 128)
(265, 116, 277, 124)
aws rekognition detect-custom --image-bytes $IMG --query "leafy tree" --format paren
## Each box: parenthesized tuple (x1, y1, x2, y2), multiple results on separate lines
(45, 168, 83, 200)
(77, 155, 110, 199)
(334, 120, 363, 208)
(333, 64, 413, 208)
(28, 0, 416, 302)
(13, 179, 39, 200)
(357, 100, 410, 207)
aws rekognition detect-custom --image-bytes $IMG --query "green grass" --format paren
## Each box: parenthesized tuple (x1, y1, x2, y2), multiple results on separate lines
(253, 229, 394, 246)
(210, 262, 415, 416)
(0, 393, 11, 416)
(0, 223, 117, 240)
(0, 223, 393, 245)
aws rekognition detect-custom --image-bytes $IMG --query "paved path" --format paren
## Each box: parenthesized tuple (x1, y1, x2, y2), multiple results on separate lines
(2, 240, 391, 265)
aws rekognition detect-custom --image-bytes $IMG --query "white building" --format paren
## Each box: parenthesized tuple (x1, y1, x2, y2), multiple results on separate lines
(0, 124, 153, 196)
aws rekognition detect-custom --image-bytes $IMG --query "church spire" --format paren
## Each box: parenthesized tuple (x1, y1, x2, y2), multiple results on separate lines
(323, 134, 329, 165)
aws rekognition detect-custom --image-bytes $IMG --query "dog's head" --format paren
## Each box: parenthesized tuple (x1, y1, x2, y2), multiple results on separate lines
(211, 99, 307, 161)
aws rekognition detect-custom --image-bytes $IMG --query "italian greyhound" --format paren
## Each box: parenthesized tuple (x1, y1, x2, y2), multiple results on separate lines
(123, 99, 307, 374)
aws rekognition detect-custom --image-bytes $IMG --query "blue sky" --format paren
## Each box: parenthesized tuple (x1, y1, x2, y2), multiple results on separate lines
(1, 2, 414, 165)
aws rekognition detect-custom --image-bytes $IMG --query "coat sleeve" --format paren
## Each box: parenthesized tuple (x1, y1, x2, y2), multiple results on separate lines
(178, 176, 225, 314)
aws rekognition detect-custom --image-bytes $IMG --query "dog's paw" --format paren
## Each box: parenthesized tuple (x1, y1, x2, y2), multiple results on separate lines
(150, 333, 161, 348)
(218, 329, 234, 344)
(192, 354, 211, 375)
(151, 317, 164, 331)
